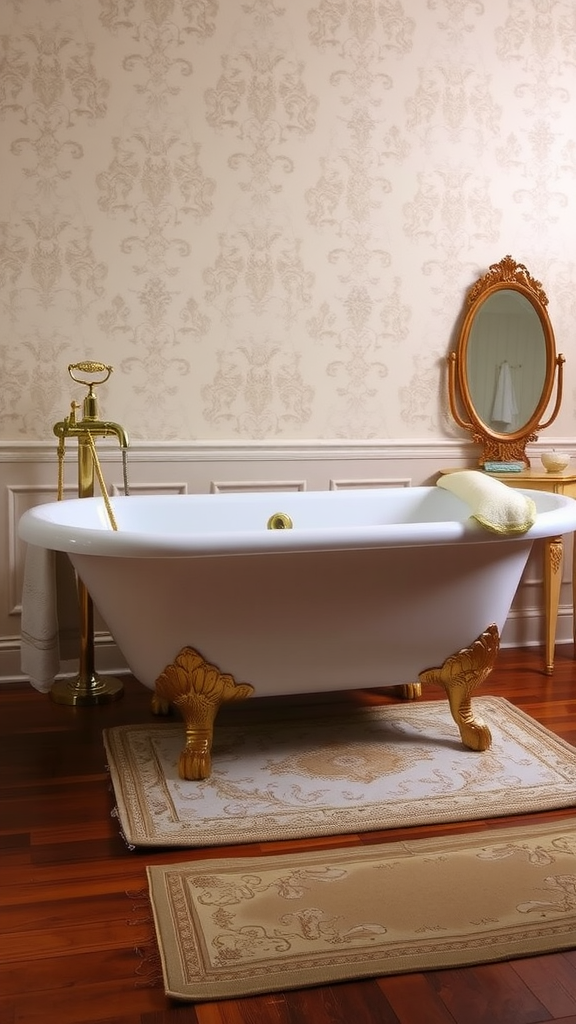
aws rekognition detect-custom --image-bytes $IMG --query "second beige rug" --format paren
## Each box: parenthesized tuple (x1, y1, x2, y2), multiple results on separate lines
(104, 696, 576, 847)
(147, 817, 576, 1000)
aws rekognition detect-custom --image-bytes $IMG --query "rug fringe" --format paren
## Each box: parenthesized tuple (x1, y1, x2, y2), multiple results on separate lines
(111, 805, 136, 851)
(134, 944, 163, 989)
(127, 889, 163, 989)
(104, 761, 137, 851)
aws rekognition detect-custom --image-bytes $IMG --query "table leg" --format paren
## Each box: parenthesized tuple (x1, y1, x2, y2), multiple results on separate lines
(543, 536, 562, 675)
(569, 536, 573, 647)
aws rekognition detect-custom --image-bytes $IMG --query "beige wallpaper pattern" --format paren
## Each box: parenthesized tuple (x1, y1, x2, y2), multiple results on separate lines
(0, 0, 575, 442)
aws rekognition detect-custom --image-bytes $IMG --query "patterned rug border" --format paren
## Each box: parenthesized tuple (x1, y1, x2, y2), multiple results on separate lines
(146, 817, 576, 1000)
(104, 696, 576, 848)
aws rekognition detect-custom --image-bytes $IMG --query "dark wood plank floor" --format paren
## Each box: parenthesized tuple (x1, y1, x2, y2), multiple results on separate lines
(2, 646, 576, 1024)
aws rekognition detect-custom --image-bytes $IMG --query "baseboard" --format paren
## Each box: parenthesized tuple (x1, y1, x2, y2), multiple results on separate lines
(0, 632, 129, 687)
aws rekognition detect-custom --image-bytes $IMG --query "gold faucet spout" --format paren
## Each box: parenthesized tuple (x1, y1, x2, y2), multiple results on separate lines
(103, 421, 129, 449)
(84, 420, 128, 449)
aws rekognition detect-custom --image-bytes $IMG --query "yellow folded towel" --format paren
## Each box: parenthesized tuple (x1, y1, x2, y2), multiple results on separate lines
(437, 470, 537, 535)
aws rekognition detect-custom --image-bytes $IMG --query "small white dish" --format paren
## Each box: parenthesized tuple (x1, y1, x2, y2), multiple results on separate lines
(540, 451, 570, 473)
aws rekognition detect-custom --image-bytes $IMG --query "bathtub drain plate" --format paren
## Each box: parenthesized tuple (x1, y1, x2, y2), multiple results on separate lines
(267, 512, 293, 530)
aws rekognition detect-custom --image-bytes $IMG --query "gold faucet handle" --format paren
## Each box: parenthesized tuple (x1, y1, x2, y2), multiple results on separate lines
(68, 361, 113, 389)
(68, 400, 80, 425)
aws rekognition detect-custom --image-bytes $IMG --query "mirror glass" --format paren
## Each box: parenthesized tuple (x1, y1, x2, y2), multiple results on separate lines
(465, 290, 547, 434)
(447, 256, 564, 467)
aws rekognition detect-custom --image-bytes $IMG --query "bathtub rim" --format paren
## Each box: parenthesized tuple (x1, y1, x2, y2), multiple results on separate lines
(17, 486, 576, 559)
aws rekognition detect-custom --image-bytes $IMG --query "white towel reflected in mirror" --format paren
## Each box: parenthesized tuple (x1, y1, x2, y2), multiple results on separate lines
(491, 361, 519, 428)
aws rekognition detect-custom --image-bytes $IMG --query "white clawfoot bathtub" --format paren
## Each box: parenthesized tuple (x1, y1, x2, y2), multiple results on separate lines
(19, 485, 576, 779)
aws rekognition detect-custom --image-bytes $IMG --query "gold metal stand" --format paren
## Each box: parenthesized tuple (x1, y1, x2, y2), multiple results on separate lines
(51, 361, 129, 706)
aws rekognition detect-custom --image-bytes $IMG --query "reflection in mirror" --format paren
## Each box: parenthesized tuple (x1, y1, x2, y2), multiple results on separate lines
(447, 256, 564, 467)
(466, 291, 547, 435)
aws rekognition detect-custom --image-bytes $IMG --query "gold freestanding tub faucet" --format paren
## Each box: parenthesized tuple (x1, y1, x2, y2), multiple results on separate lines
(51, 361, 129, 706)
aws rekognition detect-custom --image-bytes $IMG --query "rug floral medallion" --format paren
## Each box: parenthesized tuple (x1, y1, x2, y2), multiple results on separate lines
(103, 696, 576, 847)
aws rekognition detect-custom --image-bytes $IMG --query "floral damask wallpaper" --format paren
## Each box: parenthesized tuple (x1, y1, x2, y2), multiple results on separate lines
(0, 0, 575, 442)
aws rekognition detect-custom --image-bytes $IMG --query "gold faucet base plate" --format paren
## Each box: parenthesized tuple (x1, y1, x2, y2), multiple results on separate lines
(50, 674, 124, 706)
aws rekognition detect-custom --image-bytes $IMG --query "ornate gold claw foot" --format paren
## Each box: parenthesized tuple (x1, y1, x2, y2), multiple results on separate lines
(418, 624, 500, 752)
(154, 646, 254, 780)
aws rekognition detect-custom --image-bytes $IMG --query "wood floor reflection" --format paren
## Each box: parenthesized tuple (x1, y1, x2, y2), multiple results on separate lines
(2, 645, 576, 1024)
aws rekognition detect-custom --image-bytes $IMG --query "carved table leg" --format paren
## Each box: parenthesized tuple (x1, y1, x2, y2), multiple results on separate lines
(153, 647, 254, 780)
(418, 624, 500, 752)
(543, 536, 562, 675)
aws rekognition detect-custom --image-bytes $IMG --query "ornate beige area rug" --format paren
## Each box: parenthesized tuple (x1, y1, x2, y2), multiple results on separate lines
(104, 696, 576, 848)
(147, 818, 576, 1000)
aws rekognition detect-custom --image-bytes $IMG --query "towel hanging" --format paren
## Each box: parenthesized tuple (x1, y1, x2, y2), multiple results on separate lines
(20, 546, 80, 692)
(491, 361, 518, 427)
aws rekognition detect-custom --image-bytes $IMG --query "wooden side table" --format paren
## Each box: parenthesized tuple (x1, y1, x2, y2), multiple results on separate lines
(439, 467, 576, 674)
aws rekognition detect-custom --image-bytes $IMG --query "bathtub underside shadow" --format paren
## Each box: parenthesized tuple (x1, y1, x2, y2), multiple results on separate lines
(151, 623, 500, 781)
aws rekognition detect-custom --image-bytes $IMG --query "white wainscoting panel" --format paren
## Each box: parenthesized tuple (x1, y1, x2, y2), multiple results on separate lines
(110, 481, 188, 495)
(211, 480, 307, 493)
(330, 477, 412, 489)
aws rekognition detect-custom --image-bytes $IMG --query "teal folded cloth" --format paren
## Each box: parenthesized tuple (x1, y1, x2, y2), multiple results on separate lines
(483, 461, 524, 473)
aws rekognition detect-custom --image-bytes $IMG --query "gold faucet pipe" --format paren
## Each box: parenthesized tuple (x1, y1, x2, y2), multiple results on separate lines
(78, 579, 97, 688)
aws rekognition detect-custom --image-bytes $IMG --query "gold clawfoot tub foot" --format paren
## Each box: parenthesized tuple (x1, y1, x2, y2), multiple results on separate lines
(418, 623, 500, 752)
(396, 682, 422, 699)
(151, 693, 171, 715)
(154, 646, 254, 780)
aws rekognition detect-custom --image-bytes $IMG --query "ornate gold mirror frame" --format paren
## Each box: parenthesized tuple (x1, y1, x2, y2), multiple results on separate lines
(447, 255, 564, 466)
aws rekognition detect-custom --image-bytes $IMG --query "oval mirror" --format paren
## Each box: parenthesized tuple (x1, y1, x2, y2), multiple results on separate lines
(448, 256, 564, 466)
